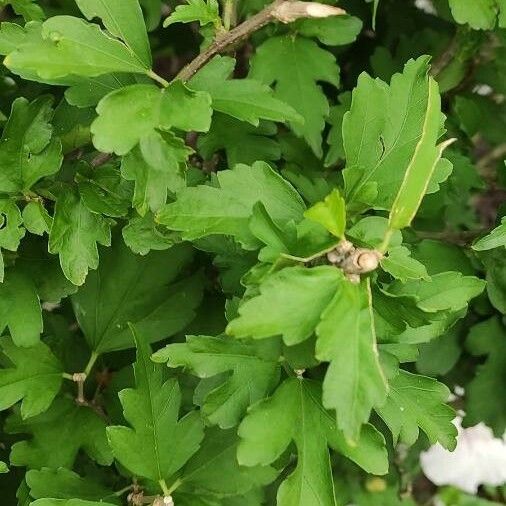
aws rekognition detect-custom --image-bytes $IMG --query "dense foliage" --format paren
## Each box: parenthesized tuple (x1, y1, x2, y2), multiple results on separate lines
(0, 0, 505, 504)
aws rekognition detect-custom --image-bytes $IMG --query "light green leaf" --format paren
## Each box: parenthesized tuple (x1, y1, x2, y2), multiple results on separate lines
(122, 211, 177, 255)
(190, 56, 302, 126)
(4, 16, 150, 81)
(22, 201, 51, 235)
(1, 0, 45, 21)
(153, 335, 280, 428)
(316, 279, 388, 443)
(180, 427, 276, 495)
(376, 370, 457, 449)
(7, 397, 113, 469)
(0, 269, 42, 346)
(27, 468, 116, 502)
(75, 0, 152, 67)
(380, 246, 430, 282)
(71, 239, 202, 353)
(448, 0, 501, 30)
(164, 0, 220, 28)
(0, 96, 62, 194)
(157, 161, 305, 249)
(297, 16, 362, 46)
(0, 198, 25, 282)
(304, 189, 346, 239)
(121, 131, 191, 215)
(0, 336, 62, 418)
(107, 326, 204, 484)
(473, 217, 506, 250)
(238, 378, 388, 506)
(92, 81, 212, 155)
(250, 36, 339, 156)
(227, 266, 342, 345)
(48, 187, 111, 286)
(389, 272, 486, 312)
(0, 461, 7, 473)
(344, 56, 448, 211)
(31, 500, 117, 506)
(464, 317, 506, 435)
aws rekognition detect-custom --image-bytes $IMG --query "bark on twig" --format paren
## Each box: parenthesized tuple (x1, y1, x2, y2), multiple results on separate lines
(176, 0, 346, 81)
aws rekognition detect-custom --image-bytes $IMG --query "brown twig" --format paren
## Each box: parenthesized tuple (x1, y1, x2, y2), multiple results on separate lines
(176, 0, 346, 81)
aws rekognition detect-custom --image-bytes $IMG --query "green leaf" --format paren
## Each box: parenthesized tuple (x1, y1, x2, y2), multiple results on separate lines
(107, 326, 204, 484)
(250, 36, 339, 156)
(473, 217, 506, 250)
(0, 96, 62, 194)
(464, 317, 506, 435)
(380, 246, 430, 282)
(0, 337, 62, 418)
(121, 131, 191, 215)
(75, 0, 152, 67)
(7, 397, 113, 469)
(190, 56, 302, 126)
(153, 335, 280, 428)
(2, 0, 45, 21)
(180, 427, 276, 495)
(376, 370, 457, 449)
(77, 163, 133, 218)
(26, 468, 116, 502)
(304, 189, 346, 239)
(157, 161, 305, 249)
(122, 211, 177, 255)
(296, 16, 362, 46)
(71, 239, 202, 353)
(344, 56, 448, 211)
(389, 272, 485, 312)
(448, 0, 502, 30)
(316, 279, 388, 443)
(22, 201, 51, 235)
(198, 114, 280, 167)
(4, 17, 150, 80)
(48, 187, 111, 286)
(227, 266, 342, 345)
(238, 378, 388, 506)
(0, 198, 25, 282)
(0, 269, 41, 346)
(92, 81, 212, 155)
(0, 460, 7, 473)
(31, 500, 117, 506)
(164, 0, 220, 28)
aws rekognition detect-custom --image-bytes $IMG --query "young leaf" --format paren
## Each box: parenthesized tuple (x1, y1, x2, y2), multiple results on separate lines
(0, 269, 42, 346)
(164, 0, 220, 28)
(304, 189, 346, 239)
(464, 317, 506, 435)
(157, 162, 305, 249)
(250, 36, 339, 156)
(153, 335, 280, 428)
(376, 370, 457, 450)
(238, 378, 388, 505)
(92, 82, 212, 155)
(121, 131, 191, 215)
(316, 279, 388, 443)
(75, 0, 152, 67)
(380, 245, 430, 282)
(48, 187, 111, 286)
(22, 201, 52, 235)
(7, 397, 113, 469)
(4, 17, 150, 81)
(31, 500, 117, 506)
(448, 0, 501, 30)
(71, 240, 202, 353)
(107, 326, 204, 485)
(473, 217, 506, 251)
(227, 266, 342, 345)
(0, 337, 63, 418)
(190, 56, 302, 126)
(0, 96, 62, 194)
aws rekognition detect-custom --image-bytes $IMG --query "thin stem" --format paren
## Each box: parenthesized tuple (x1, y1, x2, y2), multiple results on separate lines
(159, 479, 170, 496)
(379, 228, 394, 254)
(222, 0, 236, 30)
(84, 351, 99, 377)
(176, 0, 346, 81)
(62, 372, 74, 380)
(167, 478, 182, 495)
(147, 69, 170, 88)
(113, 484, 134, 497)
